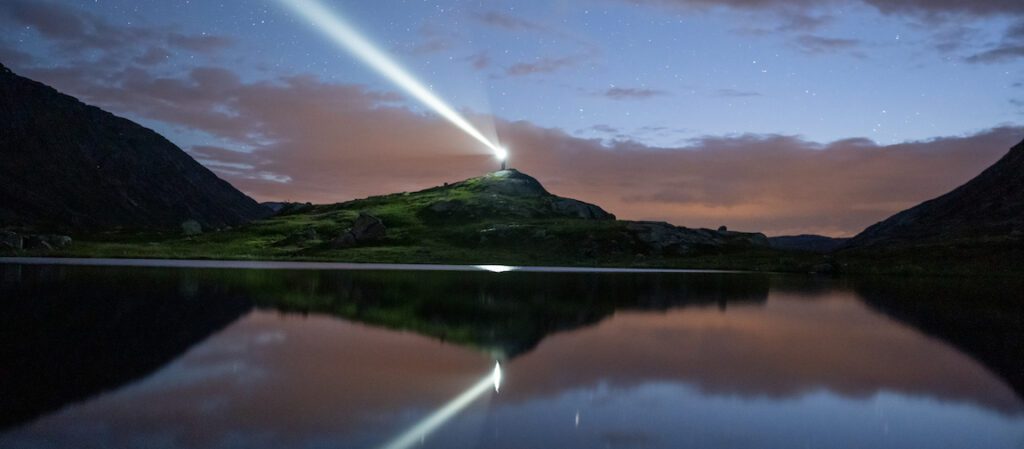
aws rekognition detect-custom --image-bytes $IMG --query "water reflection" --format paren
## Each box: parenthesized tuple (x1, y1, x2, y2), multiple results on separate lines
(0, 263, 1022, 449)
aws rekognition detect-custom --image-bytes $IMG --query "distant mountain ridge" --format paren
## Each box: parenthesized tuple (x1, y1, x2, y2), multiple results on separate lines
(0, 62, 267, 230)
(768, 234, 849, 253)
(847, 138, 1024, 248)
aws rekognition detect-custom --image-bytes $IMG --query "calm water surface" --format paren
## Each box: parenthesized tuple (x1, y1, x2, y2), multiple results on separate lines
(1, 262, 1022, 449)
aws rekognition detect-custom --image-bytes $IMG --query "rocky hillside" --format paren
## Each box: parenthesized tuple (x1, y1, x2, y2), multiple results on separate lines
(280, 168, 770, 259)
(30, 168, 776, 268)
(0, 62, 267, 231)
(847, 138, 1024, 248)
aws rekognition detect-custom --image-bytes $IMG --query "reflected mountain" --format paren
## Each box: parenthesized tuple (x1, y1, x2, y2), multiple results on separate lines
(248, 270, 771, 357)
(0, 265, 252, 429)
(2, 262, 1022, 439)
(853, 277, 1024, 399)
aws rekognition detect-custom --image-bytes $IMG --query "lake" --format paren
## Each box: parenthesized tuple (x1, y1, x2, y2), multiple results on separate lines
(1, 260, 1022, 449)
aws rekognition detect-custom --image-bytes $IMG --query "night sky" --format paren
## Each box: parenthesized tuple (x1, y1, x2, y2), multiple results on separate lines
(2, 0, 1022, 236)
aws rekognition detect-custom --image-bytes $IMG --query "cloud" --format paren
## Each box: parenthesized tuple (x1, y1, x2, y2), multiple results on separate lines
(504, 55, 583, 77)
(966, 45, 1024, 63)
(1011, 99, 1024, 113)
(586, 124, 620, 134)
(621, 0, 1024, 17)
(134, 47, 172, 66)
(863, 0, 1024, 17)
(0, 0, 230, 55)
(0, 0, 152, 52)
(464, 51, 491, 70)
(0, 41, 32, 66)
(15, 54, 1021, 237)
(167, 33, 232, 54)
(621, 0, 1023, 59)
(601, 87, 670, 100)
(965, 21, 1024, 63)
(401, 23, 455, 55)
(794, 34, 862, 54)
(472, 11, 549, 32)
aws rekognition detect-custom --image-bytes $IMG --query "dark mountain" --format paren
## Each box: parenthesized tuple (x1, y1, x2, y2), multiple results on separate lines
(768, 234, 849, 253)
(847, 138, 1024, 248)
(0, 62, 268, 231)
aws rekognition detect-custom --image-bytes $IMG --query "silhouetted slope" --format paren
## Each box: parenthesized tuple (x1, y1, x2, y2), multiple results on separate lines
(769, 234, 849, 253)
(848, 138, 1024, 247)
(0, 62, 267, 230)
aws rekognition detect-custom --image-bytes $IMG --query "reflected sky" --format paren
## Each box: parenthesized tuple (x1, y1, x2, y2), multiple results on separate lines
(2, 280, 1022, 449)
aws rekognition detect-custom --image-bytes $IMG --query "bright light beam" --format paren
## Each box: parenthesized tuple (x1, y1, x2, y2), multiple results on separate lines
(277, 0, 505, 157)
(377, 363, 502, 449)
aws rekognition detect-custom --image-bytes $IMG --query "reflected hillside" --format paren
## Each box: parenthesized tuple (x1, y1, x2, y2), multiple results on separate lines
(249, 270, 771, 357)
(0, 265, 252, 430)
(853, 277, 1024, 399)
(2, 263, 1022, 435)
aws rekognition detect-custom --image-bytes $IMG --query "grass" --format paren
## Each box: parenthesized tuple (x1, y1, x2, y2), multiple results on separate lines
(0, 172, 826, 272)
(7, 171, 1019, 275)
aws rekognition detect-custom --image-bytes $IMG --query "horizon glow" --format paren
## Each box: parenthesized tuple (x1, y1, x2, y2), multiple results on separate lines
(276, 0, 505, 158)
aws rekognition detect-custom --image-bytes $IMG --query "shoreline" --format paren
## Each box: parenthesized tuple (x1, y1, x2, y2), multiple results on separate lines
(0, 256, 746, 274)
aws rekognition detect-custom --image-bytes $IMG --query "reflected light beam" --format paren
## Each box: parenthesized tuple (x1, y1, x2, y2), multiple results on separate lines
(378, 363, 502, 449)
(277, 0, 505, 157)
(476, 265, 516, 273)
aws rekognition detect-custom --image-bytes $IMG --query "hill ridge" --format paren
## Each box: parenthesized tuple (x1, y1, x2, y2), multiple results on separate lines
(0, 61, 267, 230)
(848, 138, 1024, 247)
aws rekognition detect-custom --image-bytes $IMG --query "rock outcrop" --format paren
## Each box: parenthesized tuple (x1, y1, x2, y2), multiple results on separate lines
(551, 198, 612, 219)
(421, 169, 615, 221)
(0, 231, 71, 251)
(626, 221, 769, 255)
(330, 213, 386, 248)
(476, 169, 549, 197)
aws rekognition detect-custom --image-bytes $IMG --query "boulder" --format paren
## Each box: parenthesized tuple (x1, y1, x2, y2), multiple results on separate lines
(626, 221, 721, 255)
(0, 231, 23, 250)
(42, 235, 72, 248)
(351, 213, 386, 241)
(428, 199, 465, 215)
(330, 232, 359, 249)
(551, 198, 615, 220)
(330, 213, 386, 249)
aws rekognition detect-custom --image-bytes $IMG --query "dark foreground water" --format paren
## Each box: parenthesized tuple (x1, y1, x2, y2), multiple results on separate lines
(1, 262, 1022, 449)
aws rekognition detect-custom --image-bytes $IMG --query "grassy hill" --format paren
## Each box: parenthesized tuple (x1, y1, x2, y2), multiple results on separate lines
(12, 170, 820, 271)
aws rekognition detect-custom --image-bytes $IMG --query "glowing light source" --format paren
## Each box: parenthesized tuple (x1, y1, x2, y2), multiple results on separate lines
(377, 363, 503, 449)
(277, 0, 505, 158)
(493, 362, 502, 393)
(476, 264, 516, 273)
(495, 147, 508, 161)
